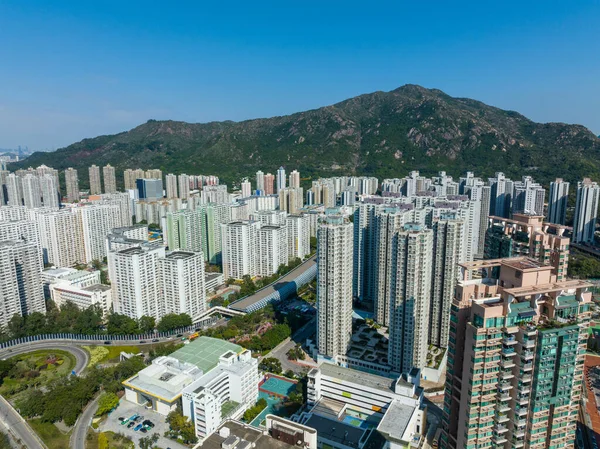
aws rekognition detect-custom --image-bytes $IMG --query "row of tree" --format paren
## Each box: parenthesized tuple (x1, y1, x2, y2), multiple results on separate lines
(18, 356, 146, 426)
(0, 300, 193, 341)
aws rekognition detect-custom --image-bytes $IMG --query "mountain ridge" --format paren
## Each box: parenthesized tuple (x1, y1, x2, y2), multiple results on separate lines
(15, 84, 600, 187)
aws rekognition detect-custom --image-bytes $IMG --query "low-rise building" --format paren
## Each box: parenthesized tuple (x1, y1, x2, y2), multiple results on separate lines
(50, 283, 112, 316)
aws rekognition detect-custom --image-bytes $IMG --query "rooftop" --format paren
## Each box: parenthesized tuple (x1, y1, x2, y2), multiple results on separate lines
(319, 362, 404, 394)
(303, 414, 365, 449)
(202, 420, 295, 449)
(503, 279, 594, 297)
(165, 250, 197, 260)
(170, 337, 242, 372)
(376, 400, 417, 442)
(83, 284, 111, 292)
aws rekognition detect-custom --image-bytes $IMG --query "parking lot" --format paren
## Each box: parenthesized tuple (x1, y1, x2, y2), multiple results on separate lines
(98, 400, 189, 449)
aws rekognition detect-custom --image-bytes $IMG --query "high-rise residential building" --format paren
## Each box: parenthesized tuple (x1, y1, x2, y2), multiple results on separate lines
(165, 174, 178, 199)
(0, 240, 45, 329)
(112, 243, 165, 320)
(286, 214, 311, 261)
(573, 177, 600, 244)
(103, 164, 117, 193)
(442, 257, 591, 449)
(89, 165, 101, 194)
(512, 176, 545, 216)
(136, 178, 163, 201)
(124, 168, 146, 190)
(387, 224, 433, 374)
(201, 185, 229, 204)
(5, 173, 23, 206)
(279, 187, 303, 214)
(430, 218, 464, 348)
(256, 171, 265, 193)
(39, 174, 60, 209)
(33, 209, 84, 267)
(258, 225, 288, 276)
(65, 167, 80, 202)
(0, 219, 39, 245)
(21, 174, 42, 209)
(277, 166, 286, 192)
(221, 220, 260, 279)
(488, 172, 512, 218)
(178, 174, 190, 199)
(241, 179, 251, 198)
(91, 192, 133, 227)
(547, 178, 569, 225)
(200, 203, 231, 264)
(484, 214, 570, 281)
(264, 173, 275, 194)
(35, 165, 60, 194)
(77, 203, 127, 262)
(289, 169, 300, 189)
(145, 169, 163, 180)
(159, 250, 206, 318)
(316, 215, 353, 360)
(166, 209, 204, 252)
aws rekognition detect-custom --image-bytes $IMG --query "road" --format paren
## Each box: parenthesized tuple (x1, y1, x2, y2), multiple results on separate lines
(0, 342, 89, 373)
(264, 317, 317, 373)
(70, 395, 100, 449)
(0, 388, 46, 449)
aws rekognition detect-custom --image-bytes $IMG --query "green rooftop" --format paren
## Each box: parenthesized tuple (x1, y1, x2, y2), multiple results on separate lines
(170, 337, 243, 373)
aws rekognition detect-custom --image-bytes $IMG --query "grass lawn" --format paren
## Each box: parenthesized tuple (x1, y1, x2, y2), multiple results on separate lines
(86, 430, 134, 449)
(28, 419, 70, 449)
(0, 350, 76, 401)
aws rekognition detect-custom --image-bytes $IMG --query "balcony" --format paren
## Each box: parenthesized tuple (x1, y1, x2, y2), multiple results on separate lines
(498, 392, 511, 401)
(495, 414, 509, 423)
(522, 363, 533, 371)
(500, 370, 515, 380)
(514, 428, 526, 438)
(522, 339, 535, 349)
(518, 396, 530, 405)
(519, 386, 531, 395)
(494, 424, 509, 434)
(501, 359, 516, 369)
(521, 352, 534, 362)
(514, 418, 527, 428)
(492, 434, 508, 444)
(503, 335, 517, 345)
(502, 347, 516, 356)
(522, 374, 532, 383)
(515, 407, 528, 417)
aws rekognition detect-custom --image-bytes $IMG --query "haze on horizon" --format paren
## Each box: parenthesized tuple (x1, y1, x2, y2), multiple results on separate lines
(1, 0, 599, 152)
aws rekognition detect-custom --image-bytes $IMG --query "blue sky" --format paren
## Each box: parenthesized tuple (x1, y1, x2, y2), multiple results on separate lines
(1, 1, 599, 151)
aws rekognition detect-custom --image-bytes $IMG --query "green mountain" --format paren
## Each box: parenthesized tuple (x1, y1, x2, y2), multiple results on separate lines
(15, 84, 600, 188)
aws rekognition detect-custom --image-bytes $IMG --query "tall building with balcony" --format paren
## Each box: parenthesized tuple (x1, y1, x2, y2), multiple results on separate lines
(65, 167, 80, 202)
(442, 257, 591, 449)
(277, 166, 286, 192)
(573, 177, 600, 244)
(103, 164, 117, 193)
(159, 250, 206, 318)
(89, 165, 101, 195)
(547, 178, 569, 225)
(484, 214, 570, 281)
(316, 215, 353, 360)
(221, 220, 260, 279)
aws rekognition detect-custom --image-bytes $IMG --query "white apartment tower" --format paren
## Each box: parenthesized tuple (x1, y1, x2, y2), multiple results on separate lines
(430, 218, 464, 348)
(388, 224, 433, 374)
(21, 174, 42, 209)
(89, 165, 101, 195)
(39, 174, 60, 209)
(5, 173, 23, 206)
(286, 214, 311, 261)
(316, 215, 353, 359)
(0, 240, 45, 329)
(77, 204, 127, 262)
(256, 170, 265, 192)
(103, 164, 117, 193)
(258, 225, 288, 276)
(573, 178, 600, 244)
(241, 179, 252, 198)
(178, 174, 190, 200)
(165, 174, 178, 199)
(65, 167, 80, 202)
(289, 169, 300, 189)
(221, 220, 260, 279)
(113, 244, 166, 319)
(277, 166, 286, 192)
(548, 178, 570, 225)
(159, 250, 206, 318)
(33, 209, 84, 267)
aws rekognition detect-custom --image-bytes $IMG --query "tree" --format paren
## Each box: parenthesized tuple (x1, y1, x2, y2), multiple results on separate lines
(91, 259, 102, 270)
(107, 313, 139, 335)
(243, 397, 268, 422)
(139, 433, 159, 449)
(97, 433, 109, 449)
(157, 313, 192, 332)
(166, 411, 197, 444)
(7, 314, 25, 338)
(96, 392, 120, 416)
(259, 357, 282, 374)
(139, 316, 156, 334)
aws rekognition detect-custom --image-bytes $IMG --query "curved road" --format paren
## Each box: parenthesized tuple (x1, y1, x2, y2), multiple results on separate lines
(0, 343, 89, 449)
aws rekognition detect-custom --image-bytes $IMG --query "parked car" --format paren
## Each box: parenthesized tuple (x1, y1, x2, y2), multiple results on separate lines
(134, 424, 143, 431)
(104, 341, 112, 345)
(127, 422, 135, 428)
(140, 427, 148, 433)
(120, 418, 129, 425)
(139, 340, 146, 344)
(152, 338, 159, 342)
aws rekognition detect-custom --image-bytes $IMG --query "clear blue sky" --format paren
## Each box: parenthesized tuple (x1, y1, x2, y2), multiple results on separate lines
(1, 0, 599, 151)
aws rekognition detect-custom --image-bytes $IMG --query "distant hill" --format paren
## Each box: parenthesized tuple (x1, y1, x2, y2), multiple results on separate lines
(16, 84, 600, 188)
